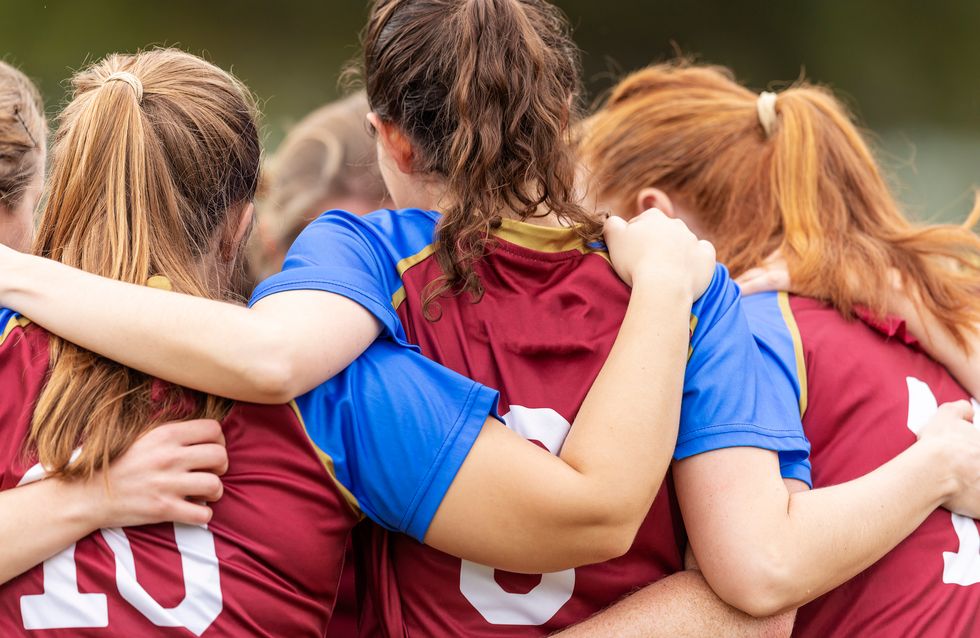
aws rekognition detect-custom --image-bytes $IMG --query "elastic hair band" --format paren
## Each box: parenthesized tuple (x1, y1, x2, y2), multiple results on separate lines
(756, 91, 778, 138)
(104, 71, 144, 104)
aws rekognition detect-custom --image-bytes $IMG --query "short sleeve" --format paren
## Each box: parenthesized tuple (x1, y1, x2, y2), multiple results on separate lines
(675, 265, 812, 486)
(248, 208, 439, 345)
(294, 339, 500, 541)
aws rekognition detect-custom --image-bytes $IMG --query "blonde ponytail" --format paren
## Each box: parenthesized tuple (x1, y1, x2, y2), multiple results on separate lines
(31, 49, 260, 478)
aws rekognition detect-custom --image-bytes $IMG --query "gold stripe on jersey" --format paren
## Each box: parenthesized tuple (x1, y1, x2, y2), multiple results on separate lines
(391, 244, 436, 310)
(496, 218, 611, 263)
(688, 315, 698, 361)
(777, 292, 808, 416)
(390, 220, 614, 309)
(288, 400, 364, 519)
(0, 314, 31, 347)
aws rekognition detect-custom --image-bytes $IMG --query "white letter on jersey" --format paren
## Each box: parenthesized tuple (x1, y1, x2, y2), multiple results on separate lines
(905, 377, 980, 585)
(16, 459, 222, 634)
(459, 406, 576, 625)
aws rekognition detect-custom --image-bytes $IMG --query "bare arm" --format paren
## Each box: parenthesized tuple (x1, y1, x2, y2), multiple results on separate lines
(675, 401, 980, 617)
(0, 247, 379, 403)
(553, 570, 794, 638)
(425, 210, 716, 573)
(550, 484, 802, 638)
(0, 420, 227, 585)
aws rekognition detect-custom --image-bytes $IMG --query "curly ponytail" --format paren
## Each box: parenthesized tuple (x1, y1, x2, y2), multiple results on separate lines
(359, 0, 600, 308)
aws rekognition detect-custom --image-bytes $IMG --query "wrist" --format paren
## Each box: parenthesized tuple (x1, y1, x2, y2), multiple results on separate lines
(54, 476, 108, 533)
(0, 247, 35, 306)
(910, 436, 960, 504)
(630, 269, 694, 303)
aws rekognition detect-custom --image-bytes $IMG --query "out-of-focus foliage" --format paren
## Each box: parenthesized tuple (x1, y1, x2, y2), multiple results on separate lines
(3, 0, 977, 219)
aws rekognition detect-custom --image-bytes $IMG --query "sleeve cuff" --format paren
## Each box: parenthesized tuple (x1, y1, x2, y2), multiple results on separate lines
(249, 266, 410, 347)
(674, 423, 811, 473)
(402, 383, 501, 541)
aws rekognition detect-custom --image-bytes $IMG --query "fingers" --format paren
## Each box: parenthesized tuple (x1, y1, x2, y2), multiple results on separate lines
(939, 400, 975, 423)
(168, 500, 215, 527)
(602, 214, 628, 244)
(156, 419, 225, 446)
(173, 472, 225, 503)
(177, 443, 230, 475)
(735, 266, 792, 296)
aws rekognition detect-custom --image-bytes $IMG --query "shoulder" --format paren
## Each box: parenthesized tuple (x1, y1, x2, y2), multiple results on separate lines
(689, 264, 740, 337)
(0, 308, 41, 353)
(303, 207, 439, 262)
(741, 291, 808, 414)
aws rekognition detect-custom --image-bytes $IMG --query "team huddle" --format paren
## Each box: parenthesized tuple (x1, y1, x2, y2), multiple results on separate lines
(1, 0, 980, 636)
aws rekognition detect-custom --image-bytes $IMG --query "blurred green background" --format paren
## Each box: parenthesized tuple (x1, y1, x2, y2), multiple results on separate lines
(3, 0, 978, 220)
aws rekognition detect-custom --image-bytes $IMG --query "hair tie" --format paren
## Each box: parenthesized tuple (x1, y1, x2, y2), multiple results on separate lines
(104, 71, 144, 104)
(756, 91, 778, 138)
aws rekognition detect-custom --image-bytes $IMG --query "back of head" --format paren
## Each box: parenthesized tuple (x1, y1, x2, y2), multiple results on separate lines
(257, 91, 387, 277)
(581, 61, 980, 344)
(31, 48, 261, 478)
(359, 0, 599, 304)
(0, 61, 45, 239)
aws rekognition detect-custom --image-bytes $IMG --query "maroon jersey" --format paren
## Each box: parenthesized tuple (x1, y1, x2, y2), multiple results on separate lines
(357, 221, 684, 636)
(251, 207, 811, 635)
(743, 293, 980, 637)
(0, 316, 356, 637)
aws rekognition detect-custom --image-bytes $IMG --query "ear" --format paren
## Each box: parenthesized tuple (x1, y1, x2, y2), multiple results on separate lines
(220, 202, 255, 263)
(367, 112, 415, 175)
(635, 187, 677, 219)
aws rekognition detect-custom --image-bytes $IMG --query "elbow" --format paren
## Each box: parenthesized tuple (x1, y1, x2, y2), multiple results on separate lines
(590, 520, 639, 564)
(579, 506, 645, 565)
(244, 354, 299, 404)
(707, 550, 800, 618)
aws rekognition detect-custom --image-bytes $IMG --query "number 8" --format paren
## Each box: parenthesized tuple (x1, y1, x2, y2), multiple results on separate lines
(459, 406, 576, 625)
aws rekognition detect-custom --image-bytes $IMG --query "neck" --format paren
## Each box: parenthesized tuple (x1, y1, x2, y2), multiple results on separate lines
(413, 178, 593, 229)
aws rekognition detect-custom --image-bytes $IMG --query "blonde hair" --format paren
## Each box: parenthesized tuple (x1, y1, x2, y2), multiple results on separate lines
(0, 61, 45, 210)
(582, 62, 980, 346)
(31, 49, 261, 478)
(262, 91, 387, 250)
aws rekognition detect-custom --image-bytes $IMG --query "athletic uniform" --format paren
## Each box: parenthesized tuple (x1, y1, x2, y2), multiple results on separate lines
(252, 208, 812, 636)
(743, 292, 980, 637)
(0, 308, 497, 637)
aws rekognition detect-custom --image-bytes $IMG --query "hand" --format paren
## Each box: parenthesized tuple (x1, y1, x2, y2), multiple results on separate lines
(734, 250, 792, 296)
(603, 209, 716, 300)
(916, 400, 980, 517)
(88, 419, 228, 529)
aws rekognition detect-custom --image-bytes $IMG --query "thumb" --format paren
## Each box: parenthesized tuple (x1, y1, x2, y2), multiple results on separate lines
(942, 400, 975, 422)
(603, 215, 628, 244)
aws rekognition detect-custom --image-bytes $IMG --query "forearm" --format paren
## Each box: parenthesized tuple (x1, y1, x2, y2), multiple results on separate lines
(2, 252, 378, 402)
(680, 442, 952, 616)
(776, 442, 949, 605)
(0, 479, 101, 584)
(560, 274, 691, 519)
(427, 274, 692, 573)
(553, 570, 794, 638)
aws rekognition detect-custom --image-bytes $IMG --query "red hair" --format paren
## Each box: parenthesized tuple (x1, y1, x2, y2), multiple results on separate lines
(581, 62, 980, 346)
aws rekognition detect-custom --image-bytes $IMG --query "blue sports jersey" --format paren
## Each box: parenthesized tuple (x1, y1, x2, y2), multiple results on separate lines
(295, 338, 499, 540)
(251, 208, 811, 483)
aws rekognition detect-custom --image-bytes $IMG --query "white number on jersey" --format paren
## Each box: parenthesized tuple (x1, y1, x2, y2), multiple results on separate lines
(16, 460, 223, 634)
(905, 377, 980, 585)
(459, 406, 576, 625)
